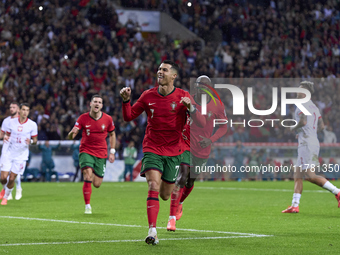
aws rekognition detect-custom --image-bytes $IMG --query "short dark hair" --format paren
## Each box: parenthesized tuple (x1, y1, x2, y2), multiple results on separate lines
(20, 103, 30, 109)
(91, 94, 103, 102)
(162, 60, 180, 75)
(10, 102, 20, 107)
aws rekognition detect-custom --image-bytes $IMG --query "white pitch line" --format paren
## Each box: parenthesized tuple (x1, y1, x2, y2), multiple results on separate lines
(0, 216, 272, 237)
(0, 236, 264, 247)
(195, 187, 327, 193)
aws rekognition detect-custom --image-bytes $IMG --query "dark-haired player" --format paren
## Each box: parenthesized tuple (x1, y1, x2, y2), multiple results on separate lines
(120, 60, 205, 245)
(0, 102, 21, 200)
(167, 75, 228, 231)
(68, 95, 116, 214)
(0, 103, 38, 205)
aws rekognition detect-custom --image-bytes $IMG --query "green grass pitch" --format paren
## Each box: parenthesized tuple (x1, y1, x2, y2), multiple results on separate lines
(0, 181, 339, 254)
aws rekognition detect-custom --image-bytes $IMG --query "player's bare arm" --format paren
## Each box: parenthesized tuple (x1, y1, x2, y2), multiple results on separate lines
(0, 131, 4, 140)
(317, 117, 325, 132)
(291, 113, 307, 131)
(109, 131, 116, 163)
(26, 136, 38, 145)
(120, 87, 131, 102)
(3, 133, 10, 143)
(68, 127, 80, 140)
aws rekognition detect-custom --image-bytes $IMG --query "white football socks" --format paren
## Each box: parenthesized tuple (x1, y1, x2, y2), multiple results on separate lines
(322, 181, 340, 195)
(4, 187, 13, 199)
(15, 174, 22, 190)
(292, 193, 301, 207)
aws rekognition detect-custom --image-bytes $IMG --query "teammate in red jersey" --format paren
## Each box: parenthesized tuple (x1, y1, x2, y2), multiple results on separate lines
(167, 75, 228, 231)
(68, 95, 116, 214)
(120, 60, 205, 245)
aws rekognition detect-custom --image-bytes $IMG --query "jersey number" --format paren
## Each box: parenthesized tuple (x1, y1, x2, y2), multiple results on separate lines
(174, 165, 180, 180)
(16, 137, 22, 143)
(86, 129, 90, 136)
(150, 109, 154, 118)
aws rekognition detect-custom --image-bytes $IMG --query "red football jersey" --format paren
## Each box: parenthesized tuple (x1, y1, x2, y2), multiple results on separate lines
(182, 111, 191, 152)
(190, 96, 228, 158)
(123, 87, 199, 156)
(74, 112, 115, 158)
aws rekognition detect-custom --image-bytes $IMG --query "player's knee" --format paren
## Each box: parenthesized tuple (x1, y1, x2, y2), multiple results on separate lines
(147, 180, 160, 191)
(93, 183, 101, 188)
(159, 192, 170, 201)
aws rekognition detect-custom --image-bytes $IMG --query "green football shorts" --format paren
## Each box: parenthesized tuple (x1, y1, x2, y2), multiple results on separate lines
(181, 150, 192, 166)
(190, 154, 208, 175)
(141, 152, 181, 183)
(79, 152, 106, 178)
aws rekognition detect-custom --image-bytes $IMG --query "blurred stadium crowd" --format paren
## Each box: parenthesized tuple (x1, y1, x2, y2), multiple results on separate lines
(0, 0, 339, 160)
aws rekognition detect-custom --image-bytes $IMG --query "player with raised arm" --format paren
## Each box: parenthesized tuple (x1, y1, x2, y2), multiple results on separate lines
(0, 103, 38, 205)
(68, 95, 116, 214)
(282, 81, 340, 213)
(167, 75, 228, 231)
(120, 60, 205, 245)
(0, 102, 21, 200)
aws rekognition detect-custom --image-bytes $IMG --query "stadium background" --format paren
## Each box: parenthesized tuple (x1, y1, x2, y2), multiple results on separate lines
(0, 0, 339, 181)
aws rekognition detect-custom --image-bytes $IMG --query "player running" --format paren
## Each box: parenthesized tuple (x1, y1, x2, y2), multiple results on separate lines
(282, 81, 340, 213)
(0, 103, 38, 205)
(0, 102, 22, 200)
(167, 75, 228, 231)
(68, 95, 116, 214)
(120, 60, 205, 245)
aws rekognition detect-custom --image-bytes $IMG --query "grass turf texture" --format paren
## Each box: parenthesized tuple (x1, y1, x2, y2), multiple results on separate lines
(0, 181, 339, 254)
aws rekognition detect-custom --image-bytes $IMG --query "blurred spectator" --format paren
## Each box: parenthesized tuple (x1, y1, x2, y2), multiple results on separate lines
(123, 141, 137, 181)
(231, 140, 247, 181)
(247, 148, 261, 180)
(323, 126, 337, 143)
(39, 141, 60, 182)
(70, 141, 82, 182)
(23, 150, 40, 182)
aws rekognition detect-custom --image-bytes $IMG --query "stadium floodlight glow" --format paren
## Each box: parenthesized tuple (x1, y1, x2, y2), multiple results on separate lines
(39, 6, 43, 11)
(64, 55, 68, 59)
(187, 2, 192, 7)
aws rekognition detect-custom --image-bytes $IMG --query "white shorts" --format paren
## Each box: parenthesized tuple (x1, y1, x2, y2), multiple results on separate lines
(0, 157, 26, 175)
(296, 145, 320, 170)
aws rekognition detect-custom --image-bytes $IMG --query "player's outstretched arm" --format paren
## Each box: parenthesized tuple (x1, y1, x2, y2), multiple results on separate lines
(120, 87, 145, 121)
(108, 131, 116, 163)
(180, 97, 206, 128)
(68, 127, 79, 140)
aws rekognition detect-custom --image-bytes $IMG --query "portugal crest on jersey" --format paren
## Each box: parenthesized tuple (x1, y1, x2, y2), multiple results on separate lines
(207, 111, 213, 119)
(170, 102, 177, 113)
(101, 124, 106, 132)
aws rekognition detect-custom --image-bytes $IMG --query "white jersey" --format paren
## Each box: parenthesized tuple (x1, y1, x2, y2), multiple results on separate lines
(1, 116, 15, 157)
(295, 100, 321, 147)
(5, 117, 38, 161)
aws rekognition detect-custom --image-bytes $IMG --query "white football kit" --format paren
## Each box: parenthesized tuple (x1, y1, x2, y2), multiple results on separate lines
(295, 100, 321, 170)
(1, 117, 38, 175)
(0, 116, 15, 164)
